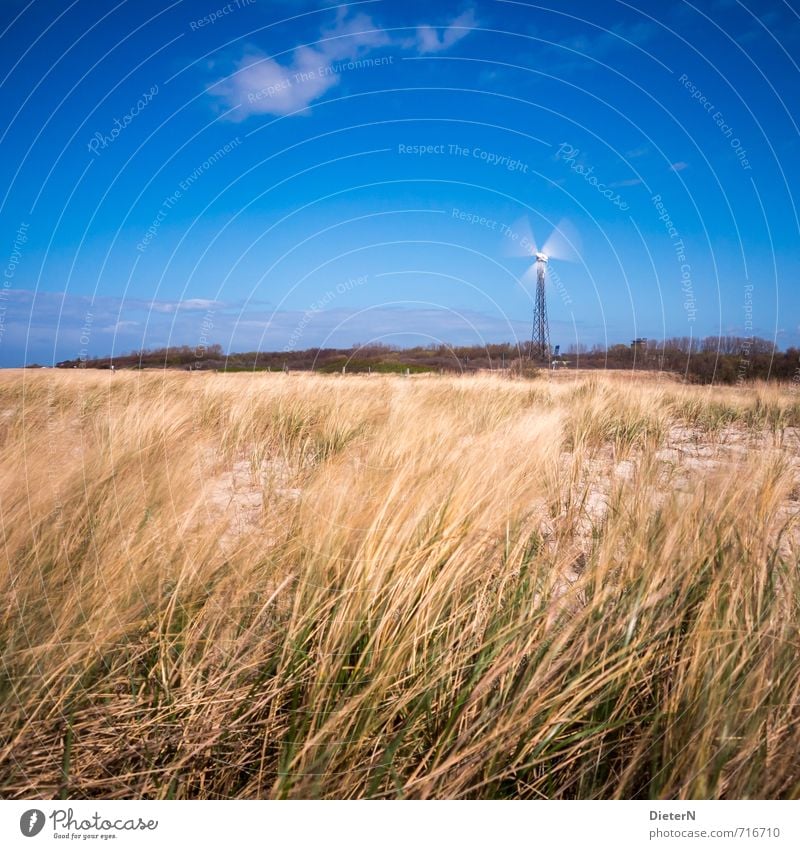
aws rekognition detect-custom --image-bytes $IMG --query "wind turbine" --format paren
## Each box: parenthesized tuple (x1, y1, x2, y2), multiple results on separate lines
(506, 217, 581, 362)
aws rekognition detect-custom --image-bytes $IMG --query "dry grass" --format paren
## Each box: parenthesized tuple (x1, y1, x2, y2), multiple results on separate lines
(1, 369, 799, 799)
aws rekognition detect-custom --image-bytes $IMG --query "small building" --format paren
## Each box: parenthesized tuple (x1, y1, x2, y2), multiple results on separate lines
(631, 337, 648, 351)
(551, 344, 569, 370)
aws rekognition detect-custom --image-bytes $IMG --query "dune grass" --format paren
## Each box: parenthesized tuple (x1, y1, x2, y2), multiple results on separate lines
(1, 369, 799, 799)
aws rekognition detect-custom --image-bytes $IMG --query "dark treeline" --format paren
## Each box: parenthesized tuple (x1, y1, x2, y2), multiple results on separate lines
(565, 336, 800, 384)
(52, 336, 800, 384)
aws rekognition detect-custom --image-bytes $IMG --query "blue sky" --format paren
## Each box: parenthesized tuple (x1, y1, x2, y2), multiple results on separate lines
(0, 0, 798, 365)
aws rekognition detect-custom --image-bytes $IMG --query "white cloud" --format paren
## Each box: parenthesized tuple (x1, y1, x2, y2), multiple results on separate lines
(670, 161, 689, 172)
(179, 298, 221, 311)
(148, 298, 222, 314)
(211, 11, 390, 119)
(210, 9, 476, 119)
(410, 9, 477, 54)
(101, 320, 140, 333)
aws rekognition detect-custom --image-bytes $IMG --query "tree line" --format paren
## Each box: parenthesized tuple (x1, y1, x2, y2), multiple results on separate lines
(52, 336, 800, 384)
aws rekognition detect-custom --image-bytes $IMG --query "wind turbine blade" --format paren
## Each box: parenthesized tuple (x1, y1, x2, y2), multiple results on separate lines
(520, 262, 540, 288)
(504, 216, 539, 258)
(541, 217, 582, 263)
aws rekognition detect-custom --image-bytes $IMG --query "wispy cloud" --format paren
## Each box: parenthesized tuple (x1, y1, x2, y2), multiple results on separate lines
(0, 288, 548, 366)
(541, 18, 667, 74)
(101, 320, 140, 333)
(210, 9, 476, 119)
(148, 298, 222, 314)
(0, 290, 259, 365)
(408, 9, 477, 54)
(210, 11, 388, 119)
(559, 19, 659, 59)
(670, 161, 689, 171)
